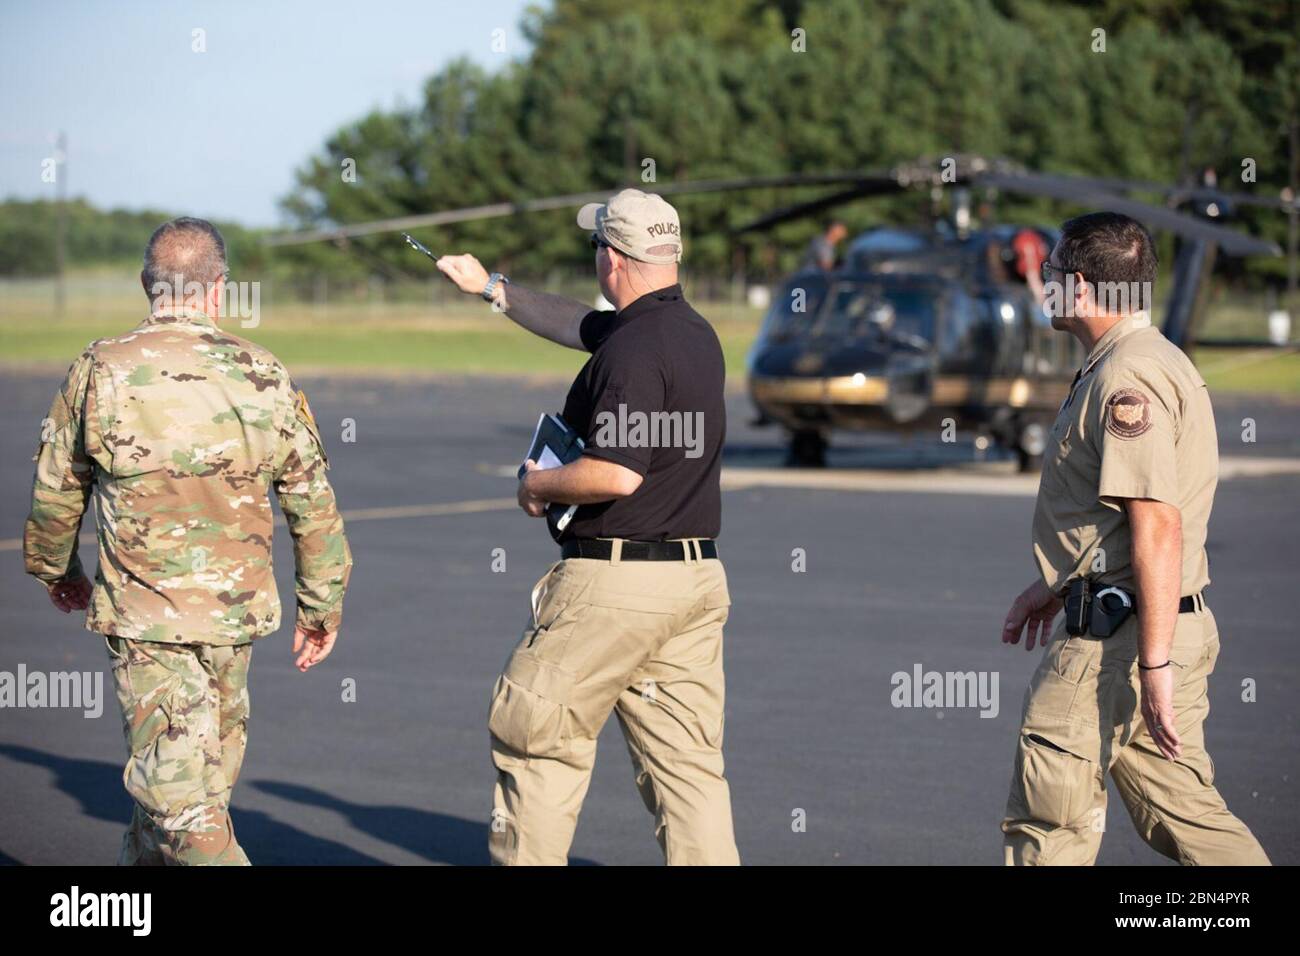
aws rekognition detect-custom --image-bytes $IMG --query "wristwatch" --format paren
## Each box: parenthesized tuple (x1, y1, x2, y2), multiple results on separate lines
(481, 272, 509, 302)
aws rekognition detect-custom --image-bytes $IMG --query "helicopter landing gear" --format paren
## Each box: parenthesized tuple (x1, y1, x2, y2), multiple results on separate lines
(1015, 420, 1048, 473)
(786, 429, 828, 467)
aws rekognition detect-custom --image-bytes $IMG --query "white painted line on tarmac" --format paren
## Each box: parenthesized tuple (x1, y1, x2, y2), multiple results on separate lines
(4, 457, 1296, 553)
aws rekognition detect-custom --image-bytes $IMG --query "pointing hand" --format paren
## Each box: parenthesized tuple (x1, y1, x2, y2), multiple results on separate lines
(436, 254, 491, 296)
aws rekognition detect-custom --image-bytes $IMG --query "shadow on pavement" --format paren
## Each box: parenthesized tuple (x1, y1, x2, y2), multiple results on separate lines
(0, 744, 385, 865)
(252, 780, 602, 866)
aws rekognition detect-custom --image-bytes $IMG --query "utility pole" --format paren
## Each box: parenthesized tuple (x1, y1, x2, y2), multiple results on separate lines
(54, 130, 68, 318)
(1288, 113, 1297, 301)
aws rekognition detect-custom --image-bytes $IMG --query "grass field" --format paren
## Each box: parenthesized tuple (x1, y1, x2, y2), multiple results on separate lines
(2, 277, 1297, 395)
(0, 279, 761, 378)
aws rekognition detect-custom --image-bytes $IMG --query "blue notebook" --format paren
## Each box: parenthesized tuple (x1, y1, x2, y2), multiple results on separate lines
(519, 413, 585, 532)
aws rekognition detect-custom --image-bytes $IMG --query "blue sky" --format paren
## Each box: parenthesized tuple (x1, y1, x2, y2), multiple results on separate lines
(0, 0, 534, 225)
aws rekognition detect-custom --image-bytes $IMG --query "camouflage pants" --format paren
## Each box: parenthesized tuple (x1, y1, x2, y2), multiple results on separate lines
(104, 635, 252, 866)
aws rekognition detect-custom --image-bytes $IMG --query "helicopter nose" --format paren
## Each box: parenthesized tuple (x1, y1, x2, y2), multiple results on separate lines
(882, 352, 935, 424)
(818, 346, 891, 378)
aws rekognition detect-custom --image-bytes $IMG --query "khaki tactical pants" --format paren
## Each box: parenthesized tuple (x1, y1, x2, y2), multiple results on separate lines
(105, 636, 252, 866)
(1002, 602, 1269, 865)
(489, 543, 739, 865)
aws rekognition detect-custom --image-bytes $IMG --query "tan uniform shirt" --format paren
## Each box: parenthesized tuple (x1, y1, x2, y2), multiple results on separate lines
(24, 308, 352, 645)
(1031, 312, 1217, 596)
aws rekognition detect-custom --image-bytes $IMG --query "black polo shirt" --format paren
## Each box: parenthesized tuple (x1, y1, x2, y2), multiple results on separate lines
(555, 283, 726, 543)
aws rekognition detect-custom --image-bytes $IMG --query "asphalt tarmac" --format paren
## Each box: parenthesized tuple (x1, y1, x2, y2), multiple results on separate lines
(1, 370, 1296, 865)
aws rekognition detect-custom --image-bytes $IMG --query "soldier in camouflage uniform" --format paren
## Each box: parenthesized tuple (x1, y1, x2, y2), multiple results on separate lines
(24, 218, 353, 865)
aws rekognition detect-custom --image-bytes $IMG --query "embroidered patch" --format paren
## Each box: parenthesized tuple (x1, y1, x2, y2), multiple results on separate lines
(1104, 387, 1152, 439)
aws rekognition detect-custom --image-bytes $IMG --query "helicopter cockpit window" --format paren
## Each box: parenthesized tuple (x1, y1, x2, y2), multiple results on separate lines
(818, 284, 876, 337)
(760, 275, 830, 339)
(818, 284, 938, 345)
(941, 292, 999, 355)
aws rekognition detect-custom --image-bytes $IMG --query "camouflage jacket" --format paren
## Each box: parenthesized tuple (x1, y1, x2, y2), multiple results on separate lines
(24, 308, 353, 645)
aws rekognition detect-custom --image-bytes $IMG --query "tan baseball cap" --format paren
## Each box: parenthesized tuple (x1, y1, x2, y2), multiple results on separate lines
(576, 188, 683, 264)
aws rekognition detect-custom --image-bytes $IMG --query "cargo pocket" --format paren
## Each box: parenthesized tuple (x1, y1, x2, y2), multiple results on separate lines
(523, 563, 593, 653)
(1050, 637, 1099, 685)
(488, 653, 576, 760)
(121, 673, 195, 820)
(1012, 731, 1097, 829)
(1024, 635, 1100, 725)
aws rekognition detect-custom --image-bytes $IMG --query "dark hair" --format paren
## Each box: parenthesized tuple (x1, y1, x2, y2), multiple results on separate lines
(142, 217, 227, 302)
(1055, 212, 1157, 311)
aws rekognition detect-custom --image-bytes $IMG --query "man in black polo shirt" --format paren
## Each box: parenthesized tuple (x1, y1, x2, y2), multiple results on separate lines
(436, 188, 737, 865)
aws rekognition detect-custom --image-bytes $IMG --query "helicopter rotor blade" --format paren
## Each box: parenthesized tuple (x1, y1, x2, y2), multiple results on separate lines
(1022, 172, 1300, 213)
(264, 158, 1286, 258)
(975, 170, 1281, 257)
(730, 182, 902, 234)
(1166, 189, 1300, 212)
(264, 172, 876, 247)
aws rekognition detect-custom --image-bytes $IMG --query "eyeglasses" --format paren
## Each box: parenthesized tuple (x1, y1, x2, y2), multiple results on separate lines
(590, 232, 610, 251)
(1041, 261, 1072, 283)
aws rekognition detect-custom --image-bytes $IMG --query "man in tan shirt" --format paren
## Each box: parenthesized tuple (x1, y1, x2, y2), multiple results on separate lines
(999, 211, 1268, 865)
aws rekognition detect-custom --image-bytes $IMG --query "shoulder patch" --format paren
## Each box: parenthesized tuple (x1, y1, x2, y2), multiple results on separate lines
(1104, 387, 1152, 439)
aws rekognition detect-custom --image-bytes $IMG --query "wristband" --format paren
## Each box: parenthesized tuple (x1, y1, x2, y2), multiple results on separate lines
(1138, 660, 1171, 671)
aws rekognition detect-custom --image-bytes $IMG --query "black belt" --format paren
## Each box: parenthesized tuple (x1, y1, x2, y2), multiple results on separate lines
(561, 538, 718, 561)
(1067, 580, 1201, 614)
(1064, 579, 1202, 638)
(1112, 589, 1201, 614)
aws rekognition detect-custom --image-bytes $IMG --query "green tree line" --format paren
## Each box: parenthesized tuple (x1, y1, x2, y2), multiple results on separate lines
(275, 0, 1298, 283)
(0, 199, 263, 280)
(4, 0, 1296, 286)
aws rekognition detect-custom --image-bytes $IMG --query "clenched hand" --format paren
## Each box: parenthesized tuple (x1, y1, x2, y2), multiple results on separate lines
(47, 574, 93, 614)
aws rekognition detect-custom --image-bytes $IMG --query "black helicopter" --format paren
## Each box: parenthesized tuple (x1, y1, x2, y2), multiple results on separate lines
(267, 155, 1290, 470)
(747, 221, 1072, 469)
(733, 157, 1288, 468)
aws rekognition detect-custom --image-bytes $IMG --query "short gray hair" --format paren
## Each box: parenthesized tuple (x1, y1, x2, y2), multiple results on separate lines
(142, 217, 227, 304)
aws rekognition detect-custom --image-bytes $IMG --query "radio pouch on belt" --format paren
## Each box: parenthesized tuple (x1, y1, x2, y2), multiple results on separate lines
(1064, 578, 1091, 636)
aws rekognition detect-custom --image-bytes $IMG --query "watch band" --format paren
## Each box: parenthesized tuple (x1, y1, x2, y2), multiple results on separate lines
(481, 272, 509, 302)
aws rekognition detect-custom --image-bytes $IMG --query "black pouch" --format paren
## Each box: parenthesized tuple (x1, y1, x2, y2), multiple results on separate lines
(1064, 579, 1091, 636)
(1089, 587, 1134, 638)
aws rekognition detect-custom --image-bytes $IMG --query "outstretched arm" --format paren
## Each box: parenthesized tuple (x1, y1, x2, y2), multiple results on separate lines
(436, 253, 590, 350)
